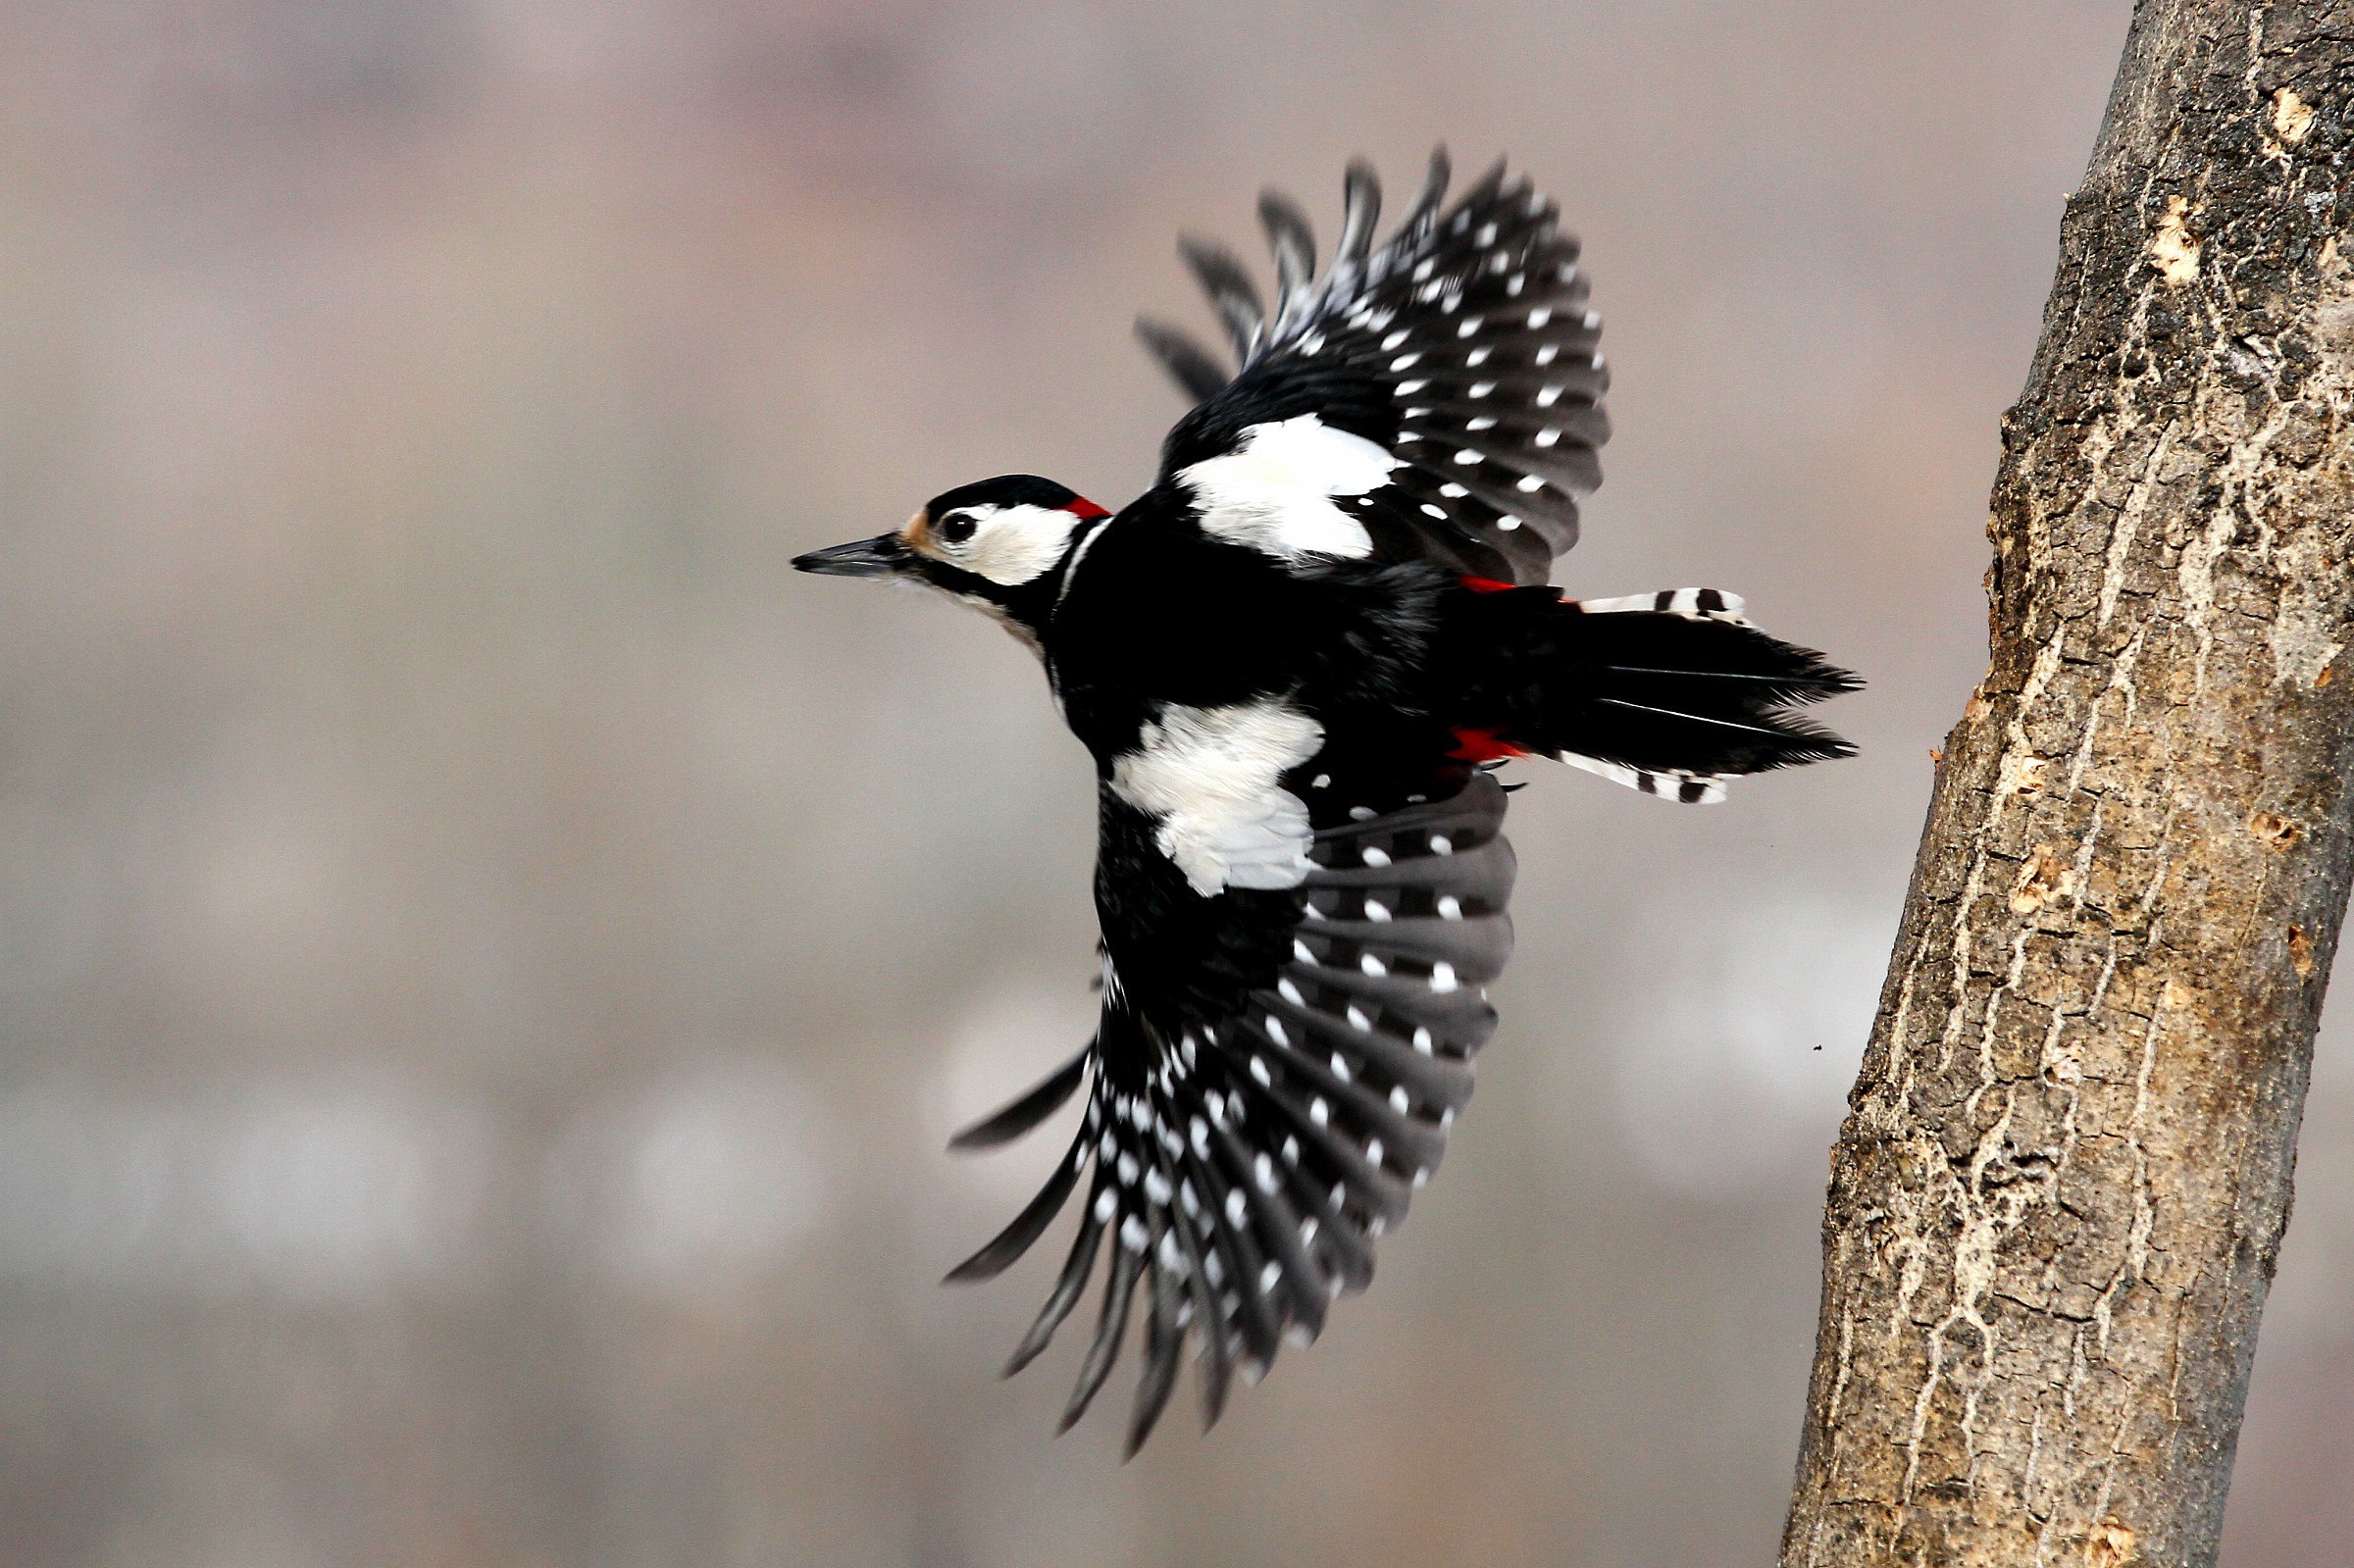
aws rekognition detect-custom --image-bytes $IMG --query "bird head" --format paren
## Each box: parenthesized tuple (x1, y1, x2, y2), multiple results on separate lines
(793, 475, 1109, 641)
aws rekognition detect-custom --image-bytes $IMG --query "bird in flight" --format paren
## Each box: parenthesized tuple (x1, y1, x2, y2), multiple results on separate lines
(797, 149, 1857, 1453)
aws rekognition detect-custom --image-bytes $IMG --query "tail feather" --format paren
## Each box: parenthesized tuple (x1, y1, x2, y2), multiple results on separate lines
(1448, 583, 1859, 799)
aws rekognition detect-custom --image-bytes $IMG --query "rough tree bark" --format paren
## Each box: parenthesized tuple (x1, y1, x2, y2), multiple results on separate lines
(1780, 6, 2354, 1567)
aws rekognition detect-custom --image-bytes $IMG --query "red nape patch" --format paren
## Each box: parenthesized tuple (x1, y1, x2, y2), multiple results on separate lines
(1067, 497, 1110, 520)
(1458, 575, 1518, 594)
(1448, 727, 1528, 763)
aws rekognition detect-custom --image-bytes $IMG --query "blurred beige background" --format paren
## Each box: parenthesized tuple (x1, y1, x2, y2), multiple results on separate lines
(2, 2, 2348, 1564)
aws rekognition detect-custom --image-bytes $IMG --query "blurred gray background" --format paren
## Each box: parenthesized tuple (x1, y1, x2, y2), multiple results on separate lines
(2, 1, 2348, 1564)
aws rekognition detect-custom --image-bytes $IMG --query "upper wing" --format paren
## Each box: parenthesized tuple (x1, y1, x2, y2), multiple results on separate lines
(944, 761, 1515, 1452)
(1140, 149, 1609, 585)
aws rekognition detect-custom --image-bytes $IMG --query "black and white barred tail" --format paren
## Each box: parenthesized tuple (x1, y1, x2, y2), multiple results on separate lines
(945, 774, 1513, 1452)
(1441, 582, 1859, 804)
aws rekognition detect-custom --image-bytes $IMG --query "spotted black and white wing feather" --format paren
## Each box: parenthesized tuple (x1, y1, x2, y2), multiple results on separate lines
(946, 769, 1513, 1452)
(1139, 148, 1607, 585)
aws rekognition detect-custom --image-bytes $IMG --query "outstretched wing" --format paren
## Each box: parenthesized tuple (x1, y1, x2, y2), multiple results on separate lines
(945, 762, 1515, 1453)
(1139, 149, 1608, 585)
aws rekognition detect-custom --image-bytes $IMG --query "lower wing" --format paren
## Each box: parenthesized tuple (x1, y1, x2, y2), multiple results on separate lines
(945, 751, 1514, 1454)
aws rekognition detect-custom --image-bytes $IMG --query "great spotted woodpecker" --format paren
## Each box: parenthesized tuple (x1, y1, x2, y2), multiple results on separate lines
(796, 150, 1857, 1452)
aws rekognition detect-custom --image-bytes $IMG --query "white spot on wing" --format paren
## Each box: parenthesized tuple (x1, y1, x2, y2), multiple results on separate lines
(1111, 700, 1325, 895)
(1178, 414, 1397, 562)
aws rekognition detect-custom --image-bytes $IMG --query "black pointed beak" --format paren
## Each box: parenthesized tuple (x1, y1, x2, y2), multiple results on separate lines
(793, 532, 910, 579)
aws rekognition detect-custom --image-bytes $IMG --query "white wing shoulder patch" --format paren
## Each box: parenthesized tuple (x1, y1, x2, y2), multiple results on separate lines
(1176, 414, 1397, 563)
(1110, 699, 1325, 894)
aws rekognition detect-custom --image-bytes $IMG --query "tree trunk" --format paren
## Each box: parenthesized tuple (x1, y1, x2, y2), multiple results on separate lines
(1779, 6, 2354, 1566)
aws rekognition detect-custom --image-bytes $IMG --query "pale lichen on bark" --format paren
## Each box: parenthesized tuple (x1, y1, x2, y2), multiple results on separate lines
(1781, 6, 2354, 1566)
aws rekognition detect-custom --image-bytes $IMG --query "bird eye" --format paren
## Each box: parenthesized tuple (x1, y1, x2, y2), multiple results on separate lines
(937, 513, 978, 547)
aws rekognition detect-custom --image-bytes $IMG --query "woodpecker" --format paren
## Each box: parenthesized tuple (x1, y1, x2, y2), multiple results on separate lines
(797, 150, 1857, 1453)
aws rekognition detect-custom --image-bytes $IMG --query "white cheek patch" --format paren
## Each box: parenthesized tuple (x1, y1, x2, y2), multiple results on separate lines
(1177, 414, 1396, 562)
(1111, 700, 1325, 896)
(957, 503, 1082, 585)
